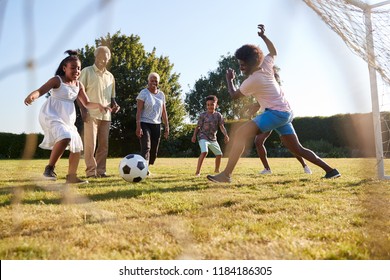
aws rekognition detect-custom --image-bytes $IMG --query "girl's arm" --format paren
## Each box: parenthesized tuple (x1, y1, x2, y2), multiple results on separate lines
(77, 82, 110, 113)
(24, 77, 60, 105)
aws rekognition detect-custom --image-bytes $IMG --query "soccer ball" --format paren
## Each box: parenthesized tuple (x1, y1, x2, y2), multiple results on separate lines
(119, 154, 148, 182)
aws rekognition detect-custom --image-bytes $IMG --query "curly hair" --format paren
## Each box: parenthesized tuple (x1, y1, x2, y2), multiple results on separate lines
(234, 44, 264, 68)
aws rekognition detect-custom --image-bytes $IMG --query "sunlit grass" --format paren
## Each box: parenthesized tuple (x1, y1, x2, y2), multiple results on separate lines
(0, 158, 389, 259)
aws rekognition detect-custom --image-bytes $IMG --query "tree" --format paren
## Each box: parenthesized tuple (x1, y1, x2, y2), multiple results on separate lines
(185, 54, 255, 122)
(78, 31, 186, 156)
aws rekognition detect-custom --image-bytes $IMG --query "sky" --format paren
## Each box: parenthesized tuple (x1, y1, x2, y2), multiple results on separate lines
(0, 0, 386, 134)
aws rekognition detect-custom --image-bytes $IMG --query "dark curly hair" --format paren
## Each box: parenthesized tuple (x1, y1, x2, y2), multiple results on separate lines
(55, 50, 80, 76)
(234, 44, 264, 69)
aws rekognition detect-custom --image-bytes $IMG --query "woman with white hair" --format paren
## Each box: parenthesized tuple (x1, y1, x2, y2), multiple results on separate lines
(136, 72, 169, 172)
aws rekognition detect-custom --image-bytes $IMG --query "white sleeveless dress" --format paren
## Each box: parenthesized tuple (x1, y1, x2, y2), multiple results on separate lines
(38, 75, 83, 153)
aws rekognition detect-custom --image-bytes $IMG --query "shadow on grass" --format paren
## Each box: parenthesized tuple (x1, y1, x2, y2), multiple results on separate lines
(1, 176, 371, 207)
(0, 177, 209, 206)
(86, 184, 204, 202)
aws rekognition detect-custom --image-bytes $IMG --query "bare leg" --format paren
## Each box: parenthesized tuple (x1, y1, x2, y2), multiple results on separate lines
(280, 134, 333, 172)
(66, 151, 88, 184)
(223, 121, 260, 177)
(255, 131, 272, 170)
(68, 152, 80, 175)
(48, 138, 70, 166)
(215, 155, 222, 173)
(295, 155, 307, 168)
(195, 152, 207, 175)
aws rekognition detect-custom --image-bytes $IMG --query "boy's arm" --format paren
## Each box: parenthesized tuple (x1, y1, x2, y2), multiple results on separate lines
(219, 124, 230, 143)
(191, 126, 199, 143)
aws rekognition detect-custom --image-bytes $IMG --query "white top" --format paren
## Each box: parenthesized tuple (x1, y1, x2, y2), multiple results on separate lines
(38, 76, 83, 153)
(137, 88, 166, 124)
(239, 54, 291, 112)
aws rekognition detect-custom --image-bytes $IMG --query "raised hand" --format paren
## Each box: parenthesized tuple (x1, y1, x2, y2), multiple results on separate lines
(226, 68, 236, 80)
(257, 24, 265, 37)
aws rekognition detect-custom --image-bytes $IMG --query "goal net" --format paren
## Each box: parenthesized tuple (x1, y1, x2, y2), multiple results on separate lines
(302, 0, 390, 179)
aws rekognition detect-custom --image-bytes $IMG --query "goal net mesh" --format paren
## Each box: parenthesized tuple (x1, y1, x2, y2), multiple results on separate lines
(303, 0, 390, 176)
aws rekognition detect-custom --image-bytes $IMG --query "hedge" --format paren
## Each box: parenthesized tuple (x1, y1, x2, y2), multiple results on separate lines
(0, 113, 381, 159)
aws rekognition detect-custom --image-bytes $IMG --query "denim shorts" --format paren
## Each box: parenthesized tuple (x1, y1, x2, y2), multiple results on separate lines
(198, 139, 223, 155)
(252, 109, 295, 136)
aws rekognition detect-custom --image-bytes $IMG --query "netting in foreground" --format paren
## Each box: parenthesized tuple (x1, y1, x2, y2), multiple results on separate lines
(303, 0, 390, 178)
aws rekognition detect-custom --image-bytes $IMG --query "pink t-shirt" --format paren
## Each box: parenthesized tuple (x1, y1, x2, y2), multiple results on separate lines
(239, 55, 291, 112)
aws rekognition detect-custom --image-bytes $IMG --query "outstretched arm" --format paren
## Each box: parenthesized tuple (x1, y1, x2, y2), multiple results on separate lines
(24, 77, 59, 105)
(77, 83, 111, 113)
(258, 24, 277, 57)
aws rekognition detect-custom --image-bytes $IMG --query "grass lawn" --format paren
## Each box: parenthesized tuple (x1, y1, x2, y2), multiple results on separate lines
(0, 157, 389, 260)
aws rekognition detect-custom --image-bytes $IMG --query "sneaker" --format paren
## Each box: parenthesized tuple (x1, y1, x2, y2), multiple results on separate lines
(43, 165, 57, 180)
(324, 169, 341, 179)
(303, 165, 312, 174)
(206, 172, 231, 183)
(98, 173, 110, 178)
(66, 174, 89, 184)
(259, 169, 272, 175)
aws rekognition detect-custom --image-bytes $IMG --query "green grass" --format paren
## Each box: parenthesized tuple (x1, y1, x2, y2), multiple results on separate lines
(0, 157, 389, 260)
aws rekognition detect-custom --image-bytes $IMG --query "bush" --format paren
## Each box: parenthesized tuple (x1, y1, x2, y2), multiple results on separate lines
(303, 139, 350, 158)
(0, 113, 377, 159)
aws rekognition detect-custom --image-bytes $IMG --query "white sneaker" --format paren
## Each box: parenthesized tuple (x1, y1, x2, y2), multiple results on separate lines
(259, 169, 272, 175)
(303, 166, 312, 174)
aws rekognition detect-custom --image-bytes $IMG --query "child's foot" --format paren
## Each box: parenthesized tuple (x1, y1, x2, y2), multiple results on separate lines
(195, 173, 200, 177)
(66, 174, 89, 184)
(207, 172, 231, 183)
(259, 168, 272, 175)
(303, 165, 312, 174)
(323, 169, 341, 179)
(43, 165, 57, 180)
(214, 170, 220, 173)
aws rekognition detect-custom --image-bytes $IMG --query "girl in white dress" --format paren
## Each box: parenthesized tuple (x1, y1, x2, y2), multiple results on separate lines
(24, 50, 110, 184)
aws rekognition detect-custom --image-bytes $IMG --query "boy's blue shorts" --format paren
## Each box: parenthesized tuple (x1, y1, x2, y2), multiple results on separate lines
(252, 109, 295, 136)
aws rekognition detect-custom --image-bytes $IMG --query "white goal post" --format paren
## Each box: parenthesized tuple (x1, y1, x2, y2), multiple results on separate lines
(302, 0, 390, 179)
